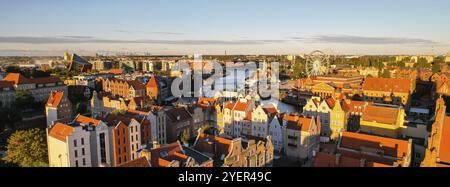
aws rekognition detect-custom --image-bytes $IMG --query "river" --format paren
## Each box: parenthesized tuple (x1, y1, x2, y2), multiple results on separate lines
(202, 68, 300, 114)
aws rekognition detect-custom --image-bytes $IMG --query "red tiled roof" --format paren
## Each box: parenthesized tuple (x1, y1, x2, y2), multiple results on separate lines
(439, 116, 450, 163)
(46, 91, 64, 107)
(195, 133, 232, 156)
(224, 102, 235, 110)
(283, 114, 299, 122)
(342, 100, 369, 114)
(150, 141, 187, 167)
(146, 76, 158, 88)
(286, 116, 313, 132)
(340, 132, 409, 160)
(262, 103, 278, 115)
(234, 100, 251, 111)
(363, 77, 411, 93)
(362, 105, 399, 125)
(314, 152, 391, 167)
(48, 123, 75, 142)
(127, 80, 146, 90)
(74, 115, 102, 126)
(117, 157, 151, 167)
(3, 73, 30, 84)
(109, 68, 124, 75)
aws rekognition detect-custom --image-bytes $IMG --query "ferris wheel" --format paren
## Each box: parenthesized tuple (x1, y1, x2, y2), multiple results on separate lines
(305, 50, 330, 76)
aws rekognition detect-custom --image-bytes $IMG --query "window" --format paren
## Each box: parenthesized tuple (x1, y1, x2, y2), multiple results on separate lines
(81, 138, 84, 145)
(131, 127, 133, 133)
(136, 135, 138, 141)
(82, 158, 86, 166)
(74, 150, 78, 158)
(73, 140, 77, 147)
(82, 148, 85, 156)
(415, 153, 421, 158)
(75, 160, 79, 167)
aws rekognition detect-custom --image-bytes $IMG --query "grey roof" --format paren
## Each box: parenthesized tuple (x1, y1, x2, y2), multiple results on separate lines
(182, 146, 212, 165)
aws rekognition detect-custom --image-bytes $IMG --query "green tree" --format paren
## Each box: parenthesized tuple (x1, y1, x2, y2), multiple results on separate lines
(291, 58, 305, 79)
(432, 63, 441, 73)
(416, 58, 431, 68)
(380, 70, 391, 78)
(3, 128, 48, 167)
(12, 91, 35, 111)
(397, 61, 406, 68)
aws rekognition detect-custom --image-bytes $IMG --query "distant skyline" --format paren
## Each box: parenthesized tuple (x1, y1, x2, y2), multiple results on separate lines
(1, 0, 450, 56)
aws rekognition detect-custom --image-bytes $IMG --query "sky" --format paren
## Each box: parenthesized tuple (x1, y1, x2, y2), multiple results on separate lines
(0, 0, 450, 56)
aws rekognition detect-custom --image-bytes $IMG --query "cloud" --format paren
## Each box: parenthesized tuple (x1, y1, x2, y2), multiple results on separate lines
(0, 36, 287, 45)
(291, 35, 439, 45)
(114, 30, 184, 35)
(61, 35, 95, 39)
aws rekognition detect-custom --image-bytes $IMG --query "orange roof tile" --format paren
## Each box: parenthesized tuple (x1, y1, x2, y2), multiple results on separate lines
(340, 132, 409, 160)
(3, 73, 30, 84)
(224, 101, 235, 110)
(439, 116, 450, 163)
(234, 100, 251, 111)
(314, 152, 391, 167)
(195, 133, 232, 156)
(363, 77, 411, 93)
(117, 157, 150, 167)
(74, 115, 102, 126)
(146, 76, 158, 88)
(262, 103, 278, 115)
(362, 105, 399, 124)
(286, 116, 313, 132)
(149, 141, 188, 167)
(48, 123, 74, 142)
(109, 68, 124, 75)
(46, 91, 64, 107)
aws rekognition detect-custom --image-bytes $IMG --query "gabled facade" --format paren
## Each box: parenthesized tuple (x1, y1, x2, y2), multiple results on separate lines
(284, 115, 321, 163)
(303, 96, 333, 136)
(46, 91, 72, 128)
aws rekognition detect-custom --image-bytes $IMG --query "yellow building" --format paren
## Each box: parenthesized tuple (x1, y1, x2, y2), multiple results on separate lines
(330, 99, 347, 140)
(360, 104, 406, 138)
(215, 104, 225, 135)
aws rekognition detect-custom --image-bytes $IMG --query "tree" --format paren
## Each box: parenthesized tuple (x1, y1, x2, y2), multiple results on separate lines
(12, 91, 35, 111)
(432, 63, 441, 73)
(397, 61, 406, 68)
(416, 58, 431, 68)
(3, 128, 48, 167)
(380, 70, 391, 78)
